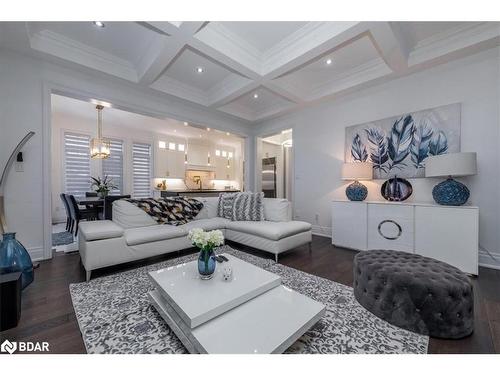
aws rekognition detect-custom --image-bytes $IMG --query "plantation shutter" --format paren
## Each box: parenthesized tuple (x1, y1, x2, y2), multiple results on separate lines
(64, 132, 91, 199)
(132, 142, 152, 198)
(102, 139, 124, 194)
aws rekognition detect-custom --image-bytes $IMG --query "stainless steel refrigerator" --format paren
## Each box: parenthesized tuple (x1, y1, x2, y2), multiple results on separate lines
(262, 157, 277, 198)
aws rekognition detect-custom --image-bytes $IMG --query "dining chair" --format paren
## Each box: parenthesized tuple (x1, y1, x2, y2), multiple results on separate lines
(67, 194, 99, 236)
(104, 195, 131, 220)
(60, 193, 72, 232)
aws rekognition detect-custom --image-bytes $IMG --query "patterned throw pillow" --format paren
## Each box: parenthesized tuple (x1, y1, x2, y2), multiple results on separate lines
(125, 196, 204, 226)
(232, 192, 265, 221)
(217, 193, 238, 219)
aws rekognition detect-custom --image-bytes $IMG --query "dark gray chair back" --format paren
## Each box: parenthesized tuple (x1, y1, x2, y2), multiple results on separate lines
(60, 193, 71, 219)
(85, 192, 98, 197)
(104, 195, 131, 220)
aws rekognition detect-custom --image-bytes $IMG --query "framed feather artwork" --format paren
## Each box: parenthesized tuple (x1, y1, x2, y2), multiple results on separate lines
(344, 103, 461, 179)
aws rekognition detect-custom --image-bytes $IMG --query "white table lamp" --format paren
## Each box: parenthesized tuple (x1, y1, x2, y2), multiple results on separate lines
(341, 162, 372, 201)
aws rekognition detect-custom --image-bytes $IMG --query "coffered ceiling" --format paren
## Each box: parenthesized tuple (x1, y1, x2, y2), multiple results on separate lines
(1, 21, 499, 123)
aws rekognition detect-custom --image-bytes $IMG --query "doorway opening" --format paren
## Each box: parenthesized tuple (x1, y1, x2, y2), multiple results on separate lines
(259, 129, 293, 200)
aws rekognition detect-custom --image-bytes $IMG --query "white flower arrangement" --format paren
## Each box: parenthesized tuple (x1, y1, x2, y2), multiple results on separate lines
(188, 228, 224, 251)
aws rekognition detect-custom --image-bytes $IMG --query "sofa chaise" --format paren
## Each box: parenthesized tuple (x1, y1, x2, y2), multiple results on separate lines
(78, 197, 312, 281)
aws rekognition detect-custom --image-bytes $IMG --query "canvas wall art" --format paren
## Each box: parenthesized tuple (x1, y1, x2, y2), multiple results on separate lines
(344, 103, 461, 179)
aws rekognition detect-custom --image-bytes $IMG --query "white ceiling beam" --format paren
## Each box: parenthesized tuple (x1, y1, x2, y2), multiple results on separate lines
(208, 80, 261, 108)
(367, 22, 409, 73)
(262, 81, 305, 104)
(136, 22, 208, 86)
(136, 37, 186, 85)
(261, 22, 367, 80)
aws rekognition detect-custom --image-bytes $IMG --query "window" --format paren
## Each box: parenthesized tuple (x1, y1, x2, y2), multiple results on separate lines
(222, 150, 227, 157)
(158, 141, 166, 149)
(228, 151, 233, 158)
(178, 144, 185, 152)
(64, 132, 91, 199)
(132, 142, 152, 198)
(168, 142, 176, 151)
(215, 149, 221, 156)
(102, 139, 124, 194)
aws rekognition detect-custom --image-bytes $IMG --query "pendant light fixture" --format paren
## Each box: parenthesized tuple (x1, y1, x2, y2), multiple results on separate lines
(90, 104, 110, 159)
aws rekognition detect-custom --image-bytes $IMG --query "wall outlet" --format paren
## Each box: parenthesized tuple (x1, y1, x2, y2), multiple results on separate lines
(15, 162, 23, 172)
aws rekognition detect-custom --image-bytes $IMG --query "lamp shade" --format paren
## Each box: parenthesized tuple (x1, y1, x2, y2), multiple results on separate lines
(341, 162, 373, 180)
(425, 152, 477, 178)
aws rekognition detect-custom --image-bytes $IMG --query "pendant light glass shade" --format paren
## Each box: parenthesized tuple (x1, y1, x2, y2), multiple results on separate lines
(90, 104, 110, 159)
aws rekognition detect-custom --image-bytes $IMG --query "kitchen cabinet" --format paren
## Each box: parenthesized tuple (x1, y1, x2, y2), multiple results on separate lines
(187, 143, 210, 167)
(155, 138, 186, 178)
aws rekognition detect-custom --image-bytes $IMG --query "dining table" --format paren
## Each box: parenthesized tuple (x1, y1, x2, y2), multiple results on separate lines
(77, 196, 104, 207)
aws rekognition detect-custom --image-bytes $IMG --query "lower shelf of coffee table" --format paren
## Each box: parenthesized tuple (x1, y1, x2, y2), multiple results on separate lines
(149, 285, 325, 354)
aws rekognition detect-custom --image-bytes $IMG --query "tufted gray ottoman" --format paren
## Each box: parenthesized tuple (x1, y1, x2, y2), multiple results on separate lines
(353, 250, 474, 339)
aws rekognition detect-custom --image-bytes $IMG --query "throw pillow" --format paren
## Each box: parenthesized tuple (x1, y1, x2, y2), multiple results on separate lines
(232, 192, 265, 221)
(217, 193, 238, 219)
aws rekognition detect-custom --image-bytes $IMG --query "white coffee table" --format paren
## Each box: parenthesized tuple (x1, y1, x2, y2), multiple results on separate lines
(148, 253, 325, 354)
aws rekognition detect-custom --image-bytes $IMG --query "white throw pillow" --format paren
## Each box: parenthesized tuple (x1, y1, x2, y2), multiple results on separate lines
(112, 200, 157, 228)
(263, 198, 291, 222)
(193, 197, 219, 220)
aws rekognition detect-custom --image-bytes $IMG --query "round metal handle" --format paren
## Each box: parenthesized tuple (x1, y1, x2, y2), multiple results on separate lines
(378, 219, 402, 240)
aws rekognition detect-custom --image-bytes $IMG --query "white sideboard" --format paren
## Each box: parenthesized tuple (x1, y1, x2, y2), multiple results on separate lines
(332, 200, 479, 275)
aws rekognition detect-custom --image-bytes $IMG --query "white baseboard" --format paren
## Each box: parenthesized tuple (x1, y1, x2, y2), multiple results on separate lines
(311, 225, 332, 238)
(478, 249, 500, 270)
(27, 246, 45, 261)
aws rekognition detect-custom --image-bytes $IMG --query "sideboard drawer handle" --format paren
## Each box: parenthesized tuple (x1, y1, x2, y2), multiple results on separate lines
(378, 219, 402, 240)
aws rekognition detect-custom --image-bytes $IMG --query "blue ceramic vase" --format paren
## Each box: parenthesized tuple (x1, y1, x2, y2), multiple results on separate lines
(432, 178, 470, 206)
(198, 248, 216, 280)
(346, 181, 368, 201)
(0, 232, 34, 289)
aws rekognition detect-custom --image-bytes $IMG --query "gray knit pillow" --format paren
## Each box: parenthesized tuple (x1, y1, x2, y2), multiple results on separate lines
(217, 193, 238, 219)
(232, 192, 264, 221)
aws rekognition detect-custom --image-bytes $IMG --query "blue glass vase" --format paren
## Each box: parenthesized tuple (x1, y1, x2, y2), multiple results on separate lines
(198, 248, 216, 280)
(0, 232, 34, 289)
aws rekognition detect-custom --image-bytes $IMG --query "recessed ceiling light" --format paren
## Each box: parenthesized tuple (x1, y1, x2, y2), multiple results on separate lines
(326, 58, 333, 65)
(183, 122, 188, 126)
(226, 132, 230, 136)
(196, 67, 204, 74)
(93, 21, 105, 28)
(207, 127, 211, 131)
(253, 93, 259, 99)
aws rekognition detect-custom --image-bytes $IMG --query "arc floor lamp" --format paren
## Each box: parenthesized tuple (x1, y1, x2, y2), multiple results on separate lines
(0, 131, 36, 234)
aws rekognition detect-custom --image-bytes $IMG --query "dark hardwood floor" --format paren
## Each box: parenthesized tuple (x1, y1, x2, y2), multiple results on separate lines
(1, 235, 499, 354)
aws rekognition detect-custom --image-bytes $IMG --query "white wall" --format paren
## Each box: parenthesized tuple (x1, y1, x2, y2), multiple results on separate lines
(0, 49, 250, 260)
(255, 47, 500, 269)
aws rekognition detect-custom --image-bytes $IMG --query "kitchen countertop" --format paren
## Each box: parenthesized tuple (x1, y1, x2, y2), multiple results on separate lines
(156, 189, 240, 193)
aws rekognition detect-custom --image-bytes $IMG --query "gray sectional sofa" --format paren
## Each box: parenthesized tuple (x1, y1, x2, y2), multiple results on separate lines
(78, 197, 312, 281)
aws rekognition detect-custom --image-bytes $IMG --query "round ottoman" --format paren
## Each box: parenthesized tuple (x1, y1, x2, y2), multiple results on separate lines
(353, 250, 474, 339)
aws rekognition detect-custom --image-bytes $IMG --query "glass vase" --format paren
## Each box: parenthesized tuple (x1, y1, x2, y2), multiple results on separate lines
(0, 232, 34, 289)
(198, 247, 216, 280)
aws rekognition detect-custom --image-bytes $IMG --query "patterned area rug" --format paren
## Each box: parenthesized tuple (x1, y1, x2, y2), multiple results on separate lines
(52, 231, 74, 246)
(69, 246, 428, 354)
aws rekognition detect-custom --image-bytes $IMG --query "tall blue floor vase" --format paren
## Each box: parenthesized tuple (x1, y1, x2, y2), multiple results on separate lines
(0, 233, 34, 289)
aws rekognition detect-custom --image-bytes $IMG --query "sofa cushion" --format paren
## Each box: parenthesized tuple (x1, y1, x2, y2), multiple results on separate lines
(79, 220, 124, 241)
(112, 200, 157, 229)
(124, 225, 187, 246)
(263, 198, 291, 222)
(193, 197, 219, 219)
(180, 217, 231, 232)
(226, 220, 311, 241)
